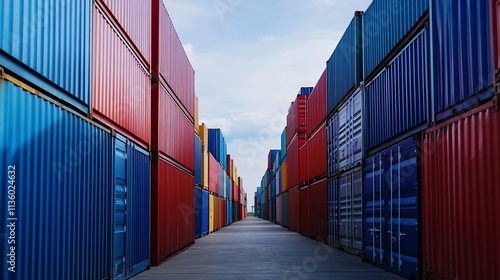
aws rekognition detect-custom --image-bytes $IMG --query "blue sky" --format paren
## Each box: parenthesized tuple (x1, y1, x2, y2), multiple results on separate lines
(162, 0, 372, 211)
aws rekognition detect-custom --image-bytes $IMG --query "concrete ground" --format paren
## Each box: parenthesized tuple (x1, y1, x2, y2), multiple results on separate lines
(133, 217, 405, 280)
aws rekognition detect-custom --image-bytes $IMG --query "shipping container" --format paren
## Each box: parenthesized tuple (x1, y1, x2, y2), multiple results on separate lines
(220, 167, 225, 198)
(327, 12, 363, 115)
(0, 80, 113, 280)
(299, 186, 310, 236)
(209, 194, 215, 233)
(299, 143, 309, 185)
(208, 129, 227, 169)
(232, 201, 238, 223)
(282, 161, 288, 192)
(194, 134, 202, 186)
(422, 101, 500, 280)
(113, 134, 151, 279)
(431, 0, 495, 122)
(194, 96, 199, 134)
(226, 154, 232, 177)
(282, 192, 289, 227)
(309, 179, 328, 242)
(198, 123, 208, 148)
(328, 169, 363, 255)
(288, 188, 300, 232)
(364, 29, 429, 154)
(93, 4, 152, 149)
(286, 95, 308, 145)
(208, 153, 220, 195)
(156, 2, 195, 120)
(328, 88, 363, 175)
(226, 175, 231, 200)
(155, 83, 194, 171)
(363, 0, 429, 81)
(269, 199, 275, 223)
(363, 137, 420, 279)
(275, 166, 282, 195)
(493, 0, 500, 70)
(268, 150, 280, 170)
(307, 124, 327, 180)
(281, 128, 287, 162)
(97, 0, 151, 67)
(287, 133, 307, 188)
(194, 187, 209, 238)
(307, 70, 327, 135)
(201, 150, 209, 189)
(0, 0, 92, 112)
(151, 158, 195, 265)
(227, 200, 232, 226)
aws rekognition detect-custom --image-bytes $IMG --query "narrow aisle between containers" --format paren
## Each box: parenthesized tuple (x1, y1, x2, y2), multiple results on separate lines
(132, 218, 405, 280)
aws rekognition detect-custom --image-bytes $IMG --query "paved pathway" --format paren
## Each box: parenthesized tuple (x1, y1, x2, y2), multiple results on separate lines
(133, 217, 404, 280)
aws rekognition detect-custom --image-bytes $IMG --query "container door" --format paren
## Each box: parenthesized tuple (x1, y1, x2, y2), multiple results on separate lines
(351, 91, 363, 165)
(327, 177, 339, 246)
(352, 170, 363, 251)
(363, 155, 385, 264)
(202, 190, 209, 235)
(195, 188, 202, 237)
(114, 137, 127, 280)
(339, 174, 351, 249)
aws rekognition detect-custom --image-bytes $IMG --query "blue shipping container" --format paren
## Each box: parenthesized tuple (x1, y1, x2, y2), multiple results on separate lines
(299, 87, 314, 95)
(363, 0, 429, 80)
(194, 134, 202, 186)
(280, 128, 287, 162)
(220, 167, 225, 197)
(0, 0, 92, 112)
(327, 12, 363, 115)
(114, 134, 151, 279)
(327, 177, 339, 246)
(328, 89, 363, 175)
(194, 187, 209, 237)
(364, 29, 429, 153)
(268, 149, 280, 170)
(226, 176, 231, 201)
(363, 137, 420, 279)
(0, 80, 112, 280)
(208, 129, 227, 168)
(431, 0, 495, 121)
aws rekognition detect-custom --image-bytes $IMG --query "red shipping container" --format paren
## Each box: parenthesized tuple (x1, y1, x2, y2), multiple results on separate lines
(208, 153, 220, 195)
(422, 101, 500, 280)
(92, 5, 151, 149)
(97, 0, 152, 67)
(232, 180, 239, 202)
(492, 0, 500, 70)
(299, 186, 310, 236)
(156, 3, 195, 120)
(156, 84, 195, 171)
(307, 70, 327, 135)
(288, 187, 300, 233)
(299, 142, 309, 185)
(308, 124, 327, 180)
(309, 179, 328, 242)
(226, 154, 232, 177)
(151, 158, 195, 265)
(238, 203, 243, 221)
(286, 95, 308, 145)
(287, 135, 300, 188)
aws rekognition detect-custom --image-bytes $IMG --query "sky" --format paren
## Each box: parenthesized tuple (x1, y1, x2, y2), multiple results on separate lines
(162, 0, 372, 212)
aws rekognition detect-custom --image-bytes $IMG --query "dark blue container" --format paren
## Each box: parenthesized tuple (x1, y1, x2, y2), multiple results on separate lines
(364, 29, 429, 154)
(194, 134, 202, 186)
(114, 134, 151, 279)
(282, 193, 288, 227)
(1, 80, 113, 280)
(363, 0, 429, 81)
(0, 0, 92, 113)
(326, 115, 337, 177)
(268, 150, 280, 170)
(202, 189, 209, 235)
(431, 0, 495, 122)
(327, 12, 363, 115)
(299, 87, 314, 95)
(327, 177, 339, 246)
(363, 137, 420, 279)
(195, 187, 209, 237)
(208, 129, 227, 168)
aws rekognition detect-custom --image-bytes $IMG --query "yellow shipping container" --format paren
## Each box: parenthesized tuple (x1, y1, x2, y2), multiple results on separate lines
(281, 161, 288, 192)
(201, 150, 209, 189)
(209, 194, 215, 233)
(232, 159, 238, 181)
(198, 123, 208, 148)
(194, 96, 199, 134)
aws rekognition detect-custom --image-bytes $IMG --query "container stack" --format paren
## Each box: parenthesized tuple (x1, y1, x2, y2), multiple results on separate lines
(256, 0, 500, 279)
(195, 124, 209, 239)
(0, 1, 247, 279)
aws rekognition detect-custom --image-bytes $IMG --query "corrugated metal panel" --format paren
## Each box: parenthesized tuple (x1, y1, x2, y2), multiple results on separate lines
(208, 153, 220, 195)
(309, 179, 328, 242)
(281, 128, 287, 161)
(299, 143, 308, 185)
(194, 135, 202, 186)
(201, 150, 209, 189)
(225, 174, 231, 199)
(282, 161, 288, 192)
(151, 158, 195, 265)
(422, 101, 500, 280)
(327, 12, 363, 115)
(268, 150, 280, 170)
(0, 0, 91, 109)
(286, 95, 308, 145)
(93, 4, 152, 149)
(194, 96, 199, 134)
(158, 3, 195, 120)
(288, 188, 300, 233)
(308, 124, 327, 180)
(226, 154, 232, 177)
(157, 84, 194, 171)
(327, 171, 364, 254)
(195, 187, 203, 237)
(97, 0, 151, 67)
(363, 0, 429, 80)
(307, 70, 327, 135)
(299, 186, 310, 236)
(365, 29, 429, 153)
(327, 177, 340, 247)
(201, 190, 209, 235)
(219, 167, 225, 198)
(0, 81, 112, 280)
(282, 192, 289, 227)
(276, 196, 282, 225)
(493, 0, 500, 70)
(287, 136, 299, 188)
(326, 115, 337, 177)
(330, 88, 363, 174)
(209, 194, 215, 232)
(208, 129, 227, 169)
(198, 123, 208, 148)
(363, 138, 420, 279)
(431, 0, 495, 122)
